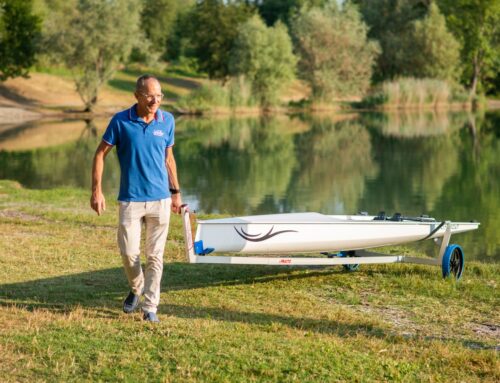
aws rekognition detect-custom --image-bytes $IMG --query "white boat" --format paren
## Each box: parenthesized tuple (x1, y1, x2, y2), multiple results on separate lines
(192, 212, 478, 254)
(181, 207, 480, 279)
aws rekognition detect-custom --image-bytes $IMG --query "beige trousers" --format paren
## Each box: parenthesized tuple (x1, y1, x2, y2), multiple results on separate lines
(117, 198, 171, 314)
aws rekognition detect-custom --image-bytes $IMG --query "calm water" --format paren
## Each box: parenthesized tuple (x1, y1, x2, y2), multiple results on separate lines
(1, 111, 498, 262)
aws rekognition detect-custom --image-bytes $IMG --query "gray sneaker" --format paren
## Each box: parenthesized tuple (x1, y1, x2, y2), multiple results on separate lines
(143, 311, 160, 323)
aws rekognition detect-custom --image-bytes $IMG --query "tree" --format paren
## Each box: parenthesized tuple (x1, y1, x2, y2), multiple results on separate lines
(255, 0, 328, 26)
(142, 0, 178, 55)
(291, 3, 379, 101)
(437, 0, 500, 96)
(230, 15, 297, 107)
(189, 0, 254, 79)
(354, 0, 429, 81)
(140, 0, 195, 59)
(0, 0, 40, 81)
(43, 0, 142, 111)
(406, 2, 461, 80)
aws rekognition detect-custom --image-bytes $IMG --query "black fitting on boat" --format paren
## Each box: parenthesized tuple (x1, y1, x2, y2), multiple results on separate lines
(390, 213, 403, 221)
(374, 211, 386, 221)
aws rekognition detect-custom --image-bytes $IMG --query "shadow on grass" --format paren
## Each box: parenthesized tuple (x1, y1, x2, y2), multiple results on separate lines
(0, 84, 37, 106)
(0, 263, 394, 339)
(0, 263, 337, 311)
(1, 263, 496, 348)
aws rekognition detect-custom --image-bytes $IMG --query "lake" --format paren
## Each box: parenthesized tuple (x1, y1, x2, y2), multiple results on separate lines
(0, 110, 498, 262)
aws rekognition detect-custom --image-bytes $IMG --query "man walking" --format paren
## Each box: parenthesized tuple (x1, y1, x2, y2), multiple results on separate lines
(90, 74, 182, 323)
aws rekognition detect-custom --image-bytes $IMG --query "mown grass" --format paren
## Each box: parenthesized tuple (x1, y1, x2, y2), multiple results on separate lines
(0, 180, 498, 382)
(105, 67, 203, 104)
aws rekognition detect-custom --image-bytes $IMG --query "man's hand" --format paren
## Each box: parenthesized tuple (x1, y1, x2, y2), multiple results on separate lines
(171, 193, 182, 214)
(90, 191, 106, 216)
(91, 141, 113, 216)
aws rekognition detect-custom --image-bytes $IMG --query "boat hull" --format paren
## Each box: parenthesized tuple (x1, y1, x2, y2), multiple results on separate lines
(194, 213, 479, 254)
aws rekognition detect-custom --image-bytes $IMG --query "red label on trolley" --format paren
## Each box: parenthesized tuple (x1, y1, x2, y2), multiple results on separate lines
(279, 259, 292, 264)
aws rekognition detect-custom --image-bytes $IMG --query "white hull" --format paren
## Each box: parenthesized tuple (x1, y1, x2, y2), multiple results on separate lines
(194, 213, 479, 254)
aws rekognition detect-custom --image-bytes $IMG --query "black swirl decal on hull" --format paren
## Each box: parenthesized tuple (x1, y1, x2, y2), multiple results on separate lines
(234, 226, 298, 242)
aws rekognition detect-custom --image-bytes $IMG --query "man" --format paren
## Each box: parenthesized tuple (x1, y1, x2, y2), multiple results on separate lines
(90, 74, 182, 323)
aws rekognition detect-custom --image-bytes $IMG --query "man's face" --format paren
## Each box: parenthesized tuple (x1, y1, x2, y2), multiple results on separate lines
(135, 79, 163, 114)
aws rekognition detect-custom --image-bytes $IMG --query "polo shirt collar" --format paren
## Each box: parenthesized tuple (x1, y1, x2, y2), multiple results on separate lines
(128, 104, 163, 123)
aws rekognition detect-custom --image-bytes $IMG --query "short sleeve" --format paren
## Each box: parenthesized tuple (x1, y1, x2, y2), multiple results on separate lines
(102, 115, 119, 146)
(165, 113, 175, 148)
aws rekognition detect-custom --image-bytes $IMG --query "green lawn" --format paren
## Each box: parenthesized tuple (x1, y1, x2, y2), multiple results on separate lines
(107, 67, 202, 101)
(0, 180, 498, 382)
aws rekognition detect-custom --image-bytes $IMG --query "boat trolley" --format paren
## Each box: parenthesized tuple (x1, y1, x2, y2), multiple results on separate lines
(181, 206, 479, 279)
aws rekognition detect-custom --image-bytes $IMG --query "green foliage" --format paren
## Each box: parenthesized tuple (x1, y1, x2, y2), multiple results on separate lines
(177, 82, 230, 113)
(226, 76, 257, 108)
(256, 0, 328, 26)
(354, 0, 428, 81)
(437, 0, 500, 96)
(163, 4, 197, 62)
(188, 0, 255, 79)
(141, 0, 178, 55)
(291, 3, 380, 101)
(140, 0, 195, 60)
(230, 15, 297, 107)
(177, 77, 262, 113)
(408, 3, 461, 80)
(0, 0, 41, 81)
(41, 0, 142, 111)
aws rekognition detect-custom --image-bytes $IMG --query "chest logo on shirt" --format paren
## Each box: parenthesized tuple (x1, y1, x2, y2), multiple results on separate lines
(153, 130, 164, 137)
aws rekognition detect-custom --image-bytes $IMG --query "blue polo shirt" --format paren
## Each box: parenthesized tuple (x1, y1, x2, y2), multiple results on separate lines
(102, 104, 175, 202)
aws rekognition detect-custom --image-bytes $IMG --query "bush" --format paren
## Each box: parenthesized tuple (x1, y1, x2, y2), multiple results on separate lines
(177, 82, 230, 114)
(291, 3, 379, 102)
(230, 15, 297, 107)
(227, 76, 258, 108)
(361, 78, 466, 109)
(177, 75, 265, 113)
(409, 3, 461, 80)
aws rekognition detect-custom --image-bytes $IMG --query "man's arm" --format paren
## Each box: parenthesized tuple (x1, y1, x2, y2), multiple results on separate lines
(165, 146, 182, 214)
(90, 141, 114, 215)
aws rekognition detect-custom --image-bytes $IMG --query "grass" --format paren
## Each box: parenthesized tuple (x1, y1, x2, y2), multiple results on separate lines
(361, 78, 470, 110)
(107, 67, 203, 102)
(176, 78, 260, 115)
(0, 179, 498, 382)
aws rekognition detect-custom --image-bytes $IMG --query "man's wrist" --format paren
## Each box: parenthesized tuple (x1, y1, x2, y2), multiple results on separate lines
(169, 188, 181, 195)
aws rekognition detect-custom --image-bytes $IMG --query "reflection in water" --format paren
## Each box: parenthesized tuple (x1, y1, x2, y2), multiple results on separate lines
(0, 119, 89, 151)
(177, 116, 301, 213)
(361, 129, 461, 212)
(361, 110, 468, 137)
(431, 115, 500, 262)
(0, 111, 498, 262)
(0, 120, 121, 192)
(287, 117, 378, 214)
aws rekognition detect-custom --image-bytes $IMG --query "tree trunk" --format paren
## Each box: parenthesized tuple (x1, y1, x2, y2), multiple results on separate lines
(469, 52, 480, 99)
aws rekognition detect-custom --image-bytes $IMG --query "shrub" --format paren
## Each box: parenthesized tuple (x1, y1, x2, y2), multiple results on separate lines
(362, 78, 462, 109)
(177, 82, 230, 114)
(291, 3, 379, 102)
(230, 15, 297, 108)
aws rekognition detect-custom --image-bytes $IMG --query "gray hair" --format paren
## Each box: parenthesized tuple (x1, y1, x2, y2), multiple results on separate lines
(135, 74, 160, 92)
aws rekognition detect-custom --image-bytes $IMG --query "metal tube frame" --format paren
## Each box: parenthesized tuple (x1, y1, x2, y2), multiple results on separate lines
(181, 206, 452, 268)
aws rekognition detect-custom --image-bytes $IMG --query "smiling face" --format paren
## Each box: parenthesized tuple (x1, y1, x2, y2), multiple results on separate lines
(134, 78, 162, 116)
